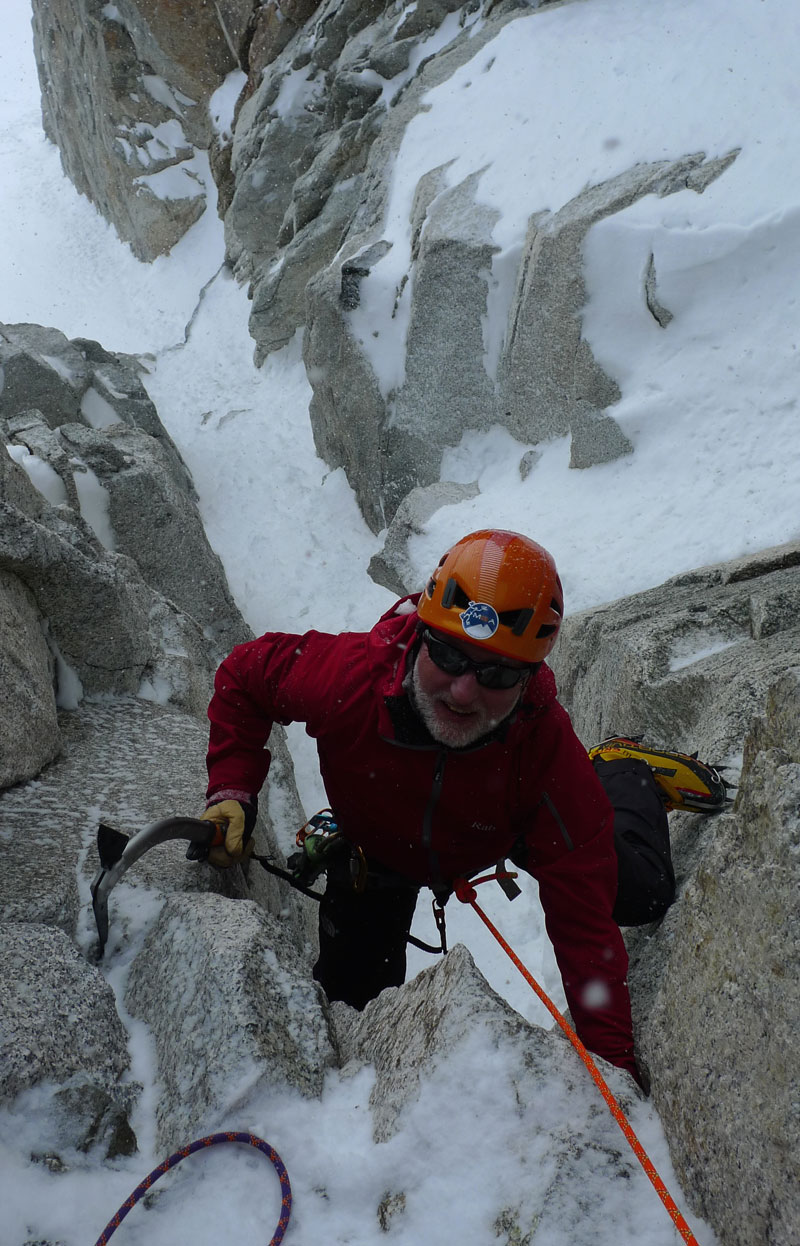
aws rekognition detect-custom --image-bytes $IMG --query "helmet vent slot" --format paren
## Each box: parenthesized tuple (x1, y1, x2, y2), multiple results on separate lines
(500, 607, 534, 636)
(442, 578, 470, 610)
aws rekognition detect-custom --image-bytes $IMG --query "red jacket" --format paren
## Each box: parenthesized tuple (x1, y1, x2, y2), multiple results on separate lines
(206, 597, 637, 1077)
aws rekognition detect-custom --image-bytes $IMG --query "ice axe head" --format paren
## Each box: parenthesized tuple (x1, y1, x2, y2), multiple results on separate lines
(97, 823, 130, 870)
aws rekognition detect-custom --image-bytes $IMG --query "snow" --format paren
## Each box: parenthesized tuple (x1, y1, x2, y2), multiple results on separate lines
(80, 386, 121, 430)
(669, 635, 743, 673)
(133, 153, 206, 201)
(49, 633, 85, 710)
(128, 118, 192, 167)
(209, 71, 247, 141)
(71, 461, 117, 550)
(1, 0, 796, 1241)
(6, 443, 69, 506)
(141, 74, 196, 114)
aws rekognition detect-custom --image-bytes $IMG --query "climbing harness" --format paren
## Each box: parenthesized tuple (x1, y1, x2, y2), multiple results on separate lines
(92, 1131, 291, 1246)
(455, 871, 702, 1246)
(251, 813, 446, 956)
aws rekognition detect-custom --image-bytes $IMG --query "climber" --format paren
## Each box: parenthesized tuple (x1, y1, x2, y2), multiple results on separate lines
(201, 529, 727, 1088)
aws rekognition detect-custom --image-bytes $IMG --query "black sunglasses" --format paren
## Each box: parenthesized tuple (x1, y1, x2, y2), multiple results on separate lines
(421, 630, 531, 690)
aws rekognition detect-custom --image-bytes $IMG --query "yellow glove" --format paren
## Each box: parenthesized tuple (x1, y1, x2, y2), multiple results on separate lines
(200, 800, 256, 868)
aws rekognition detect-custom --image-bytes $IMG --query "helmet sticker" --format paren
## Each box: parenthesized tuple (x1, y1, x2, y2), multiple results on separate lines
(460, 600, 499, 640)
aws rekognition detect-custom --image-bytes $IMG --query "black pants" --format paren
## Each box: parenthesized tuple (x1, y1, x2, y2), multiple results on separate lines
(313, 756, 675, 1009)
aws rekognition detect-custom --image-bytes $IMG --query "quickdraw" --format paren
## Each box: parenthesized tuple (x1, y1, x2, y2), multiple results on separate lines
(92, 1131, 291, 1246)
(455, 872, 702, 1246)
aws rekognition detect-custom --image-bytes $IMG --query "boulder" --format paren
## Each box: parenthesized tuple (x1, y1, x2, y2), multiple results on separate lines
(1, 323, 193, 487)
(498, 151, 738, 469)
(330, 943, 672, 1241)
(0, 498, 155, 700)
(125, 891, 334, 1150)
(0, 922, 135, 1160)
(548, 540, 800, 766)
(0, 323, 89, 426)
(0, 695, 309, 947)
(384, 171, 503, 517)
(57, 420, 244, 654)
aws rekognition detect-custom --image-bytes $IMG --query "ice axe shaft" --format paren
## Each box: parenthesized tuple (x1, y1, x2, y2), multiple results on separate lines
(90, 816, 222, 955)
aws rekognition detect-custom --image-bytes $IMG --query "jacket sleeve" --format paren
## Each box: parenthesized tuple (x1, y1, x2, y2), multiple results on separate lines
(205, 629, 363, 802)
(520, 710, 638, 1079)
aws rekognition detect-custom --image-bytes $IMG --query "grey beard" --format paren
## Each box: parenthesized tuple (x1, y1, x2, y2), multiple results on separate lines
(404, 655, 519, 749)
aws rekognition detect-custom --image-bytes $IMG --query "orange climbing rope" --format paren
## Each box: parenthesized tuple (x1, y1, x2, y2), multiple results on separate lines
(454, 873, 701, 1246)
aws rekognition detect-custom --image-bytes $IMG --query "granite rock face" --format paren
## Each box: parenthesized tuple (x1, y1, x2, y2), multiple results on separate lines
(32, 0, 743, 534)
(633, 668, 800, 1246)
(126, 892, 333, 1150)
(330, 944, 669, 1242)
(0, 694, 310, 1166)
(1, 439, 796, 1244)
(0, 315, 316, 1179)
(30, 0, 252, 260)
(298, 17, 736, 527)
(0, 922, 136, 1159)
(549, 541, 800, 766)
(1, 321, 248, 724)
(0, 567, 60, 789)
(367, 478, 480, 596)
(549, 540, 800, 1246)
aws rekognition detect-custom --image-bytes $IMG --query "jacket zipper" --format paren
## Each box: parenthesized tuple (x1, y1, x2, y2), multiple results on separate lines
(542, 790, 574, 851)
(422, 751, 447, 880)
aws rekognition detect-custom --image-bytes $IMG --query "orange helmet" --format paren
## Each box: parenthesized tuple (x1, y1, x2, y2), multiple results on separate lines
(417, 530, 564, 663)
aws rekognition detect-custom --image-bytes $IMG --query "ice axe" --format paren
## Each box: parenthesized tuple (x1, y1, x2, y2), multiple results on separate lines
(90, 816, 224, 955)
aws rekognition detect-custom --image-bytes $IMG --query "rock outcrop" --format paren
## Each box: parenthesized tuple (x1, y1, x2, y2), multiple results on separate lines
(549, 540, 800, 766)
(31, 0, 254, 260)
(126, 891, 333, 1150)
(635, 668, 800, 1246)
(0, 922, 136, 1160)
(33, 0, 743, 533)
(0, 313, 312, 1163)
(549, 540, 800, 1246)
(2, 349, 797, 1241)
(0, 320, 248, 770)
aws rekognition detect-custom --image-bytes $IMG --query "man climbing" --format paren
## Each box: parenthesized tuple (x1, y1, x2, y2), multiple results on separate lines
(202, 529, 727, 1087)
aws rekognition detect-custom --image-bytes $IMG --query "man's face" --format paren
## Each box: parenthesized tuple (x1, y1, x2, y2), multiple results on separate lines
(409, 628, 530, 748)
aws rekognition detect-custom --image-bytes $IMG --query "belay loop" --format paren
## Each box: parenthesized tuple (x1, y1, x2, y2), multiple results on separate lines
(93, 1132, 291, 1246)
(433, 898, 448, 953)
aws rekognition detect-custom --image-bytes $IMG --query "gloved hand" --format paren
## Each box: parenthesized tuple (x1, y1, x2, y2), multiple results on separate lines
(200, 800, 256, 868)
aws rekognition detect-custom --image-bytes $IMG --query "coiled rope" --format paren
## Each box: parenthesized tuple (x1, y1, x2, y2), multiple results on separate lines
(455, 873, 702, 1246)
(92, 1131, 291, 1246)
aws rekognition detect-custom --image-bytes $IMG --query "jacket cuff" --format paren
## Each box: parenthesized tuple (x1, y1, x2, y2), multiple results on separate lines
(206, 788, 256, 809)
